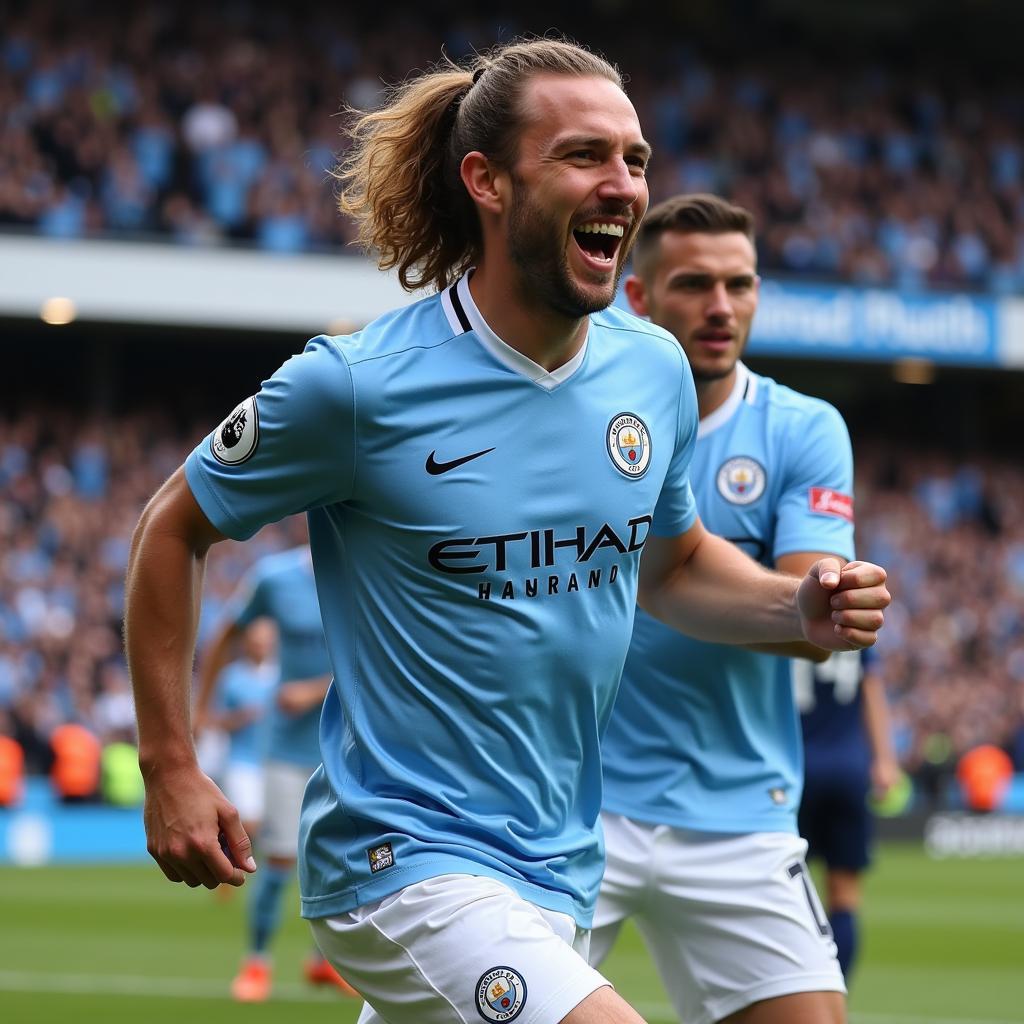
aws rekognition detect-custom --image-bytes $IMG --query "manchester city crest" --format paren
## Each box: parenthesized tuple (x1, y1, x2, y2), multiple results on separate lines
(476, 966, 527, 1022)
(717, 456, 766, 504)
(211, 396, 259, 466)
(606, 412, 651, 478)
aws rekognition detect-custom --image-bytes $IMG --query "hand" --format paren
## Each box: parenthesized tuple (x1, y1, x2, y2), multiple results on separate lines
(797, 559, 890, 651)
(142, 762, 257, 889)
(871, 756, 902, 801)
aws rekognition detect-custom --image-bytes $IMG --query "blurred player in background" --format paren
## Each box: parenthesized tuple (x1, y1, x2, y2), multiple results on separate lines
(193, 545, 356, 1001)
(592, 194, 856, 1024)
(195, 618, 276, 841)
(126, 40, 889, 1024)
(796, 648, 899, 981)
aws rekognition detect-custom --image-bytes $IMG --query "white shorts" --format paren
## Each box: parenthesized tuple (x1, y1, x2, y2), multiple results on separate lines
(591, 814, 845, 1024)
(310, 874, 610, 1024)
(259, 760, 312, 860)
(222, 761, 264, 825)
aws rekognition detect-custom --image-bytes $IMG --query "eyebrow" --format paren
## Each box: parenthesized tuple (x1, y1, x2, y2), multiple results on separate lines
(667, 271, 757, 285)
(554, 134, 653, 161)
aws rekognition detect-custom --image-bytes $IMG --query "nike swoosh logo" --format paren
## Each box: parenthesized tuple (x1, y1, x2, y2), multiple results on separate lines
(425, 447, 495, 475)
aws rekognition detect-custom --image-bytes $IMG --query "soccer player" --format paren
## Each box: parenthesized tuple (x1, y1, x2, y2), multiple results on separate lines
(796, 648, 899, 981)
(125, 40, 889, 1024)
(193, 546, 356, 999)
(195, 617, 276, 839)
(592, 194, 860, 1024)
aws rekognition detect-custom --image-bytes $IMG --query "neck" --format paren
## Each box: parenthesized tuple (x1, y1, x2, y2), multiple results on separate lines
(695, 367, 738, 420)
(468, 260, 588, 371)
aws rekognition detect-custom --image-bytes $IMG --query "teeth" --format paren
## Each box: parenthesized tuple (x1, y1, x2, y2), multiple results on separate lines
(576, 222, 624, 237)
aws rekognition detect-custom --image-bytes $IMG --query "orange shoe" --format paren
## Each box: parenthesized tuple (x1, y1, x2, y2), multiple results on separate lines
(231, 957, 271, 1002)
(304, 956, 359, 997)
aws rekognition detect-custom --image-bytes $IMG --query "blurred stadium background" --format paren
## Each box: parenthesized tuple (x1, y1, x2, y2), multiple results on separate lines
(1, 0, 1023, 1020)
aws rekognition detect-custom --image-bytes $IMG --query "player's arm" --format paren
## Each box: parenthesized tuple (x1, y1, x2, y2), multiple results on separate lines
(861, 665, 900, 798)
(277, 674, 332, 715)
(636, 517, 888, 652)
(743, 551, 843, 661)
(193, 618, 244, 734)
(125, 467, 255, 889)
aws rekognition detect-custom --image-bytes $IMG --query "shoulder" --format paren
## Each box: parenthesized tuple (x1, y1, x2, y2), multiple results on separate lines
(590, 306, 688, 373)
(750, 371, 848, 436)
(327, 291, 461, 368)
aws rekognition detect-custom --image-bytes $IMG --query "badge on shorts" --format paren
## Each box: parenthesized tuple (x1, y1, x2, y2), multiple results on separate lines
(476, 966, 527, 1022)
(367, 842, 394, 874)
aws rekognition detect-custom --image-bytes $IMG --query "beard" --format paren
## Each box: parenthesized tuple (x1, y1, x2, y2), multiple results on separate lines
(506, 175, 632, 320)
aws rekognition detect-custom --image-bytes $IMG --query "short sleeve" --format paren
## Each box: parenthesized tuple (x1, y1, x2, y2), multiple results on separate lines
(651, 351, 699, 537)
(185, 337, 355, 541)
(772, 401, 855, 562)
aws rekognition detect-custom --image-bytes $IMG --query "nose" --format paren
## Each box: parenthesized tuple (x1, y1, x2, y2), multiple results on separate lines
(706, 281, 732, 320)
(597, 157, 642, 208)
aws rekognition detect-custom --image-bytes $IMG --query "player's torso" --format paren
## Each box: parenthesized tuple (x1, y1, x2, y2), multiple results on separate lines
(602, 369, 807, 833)
(301, 287, 694, 924)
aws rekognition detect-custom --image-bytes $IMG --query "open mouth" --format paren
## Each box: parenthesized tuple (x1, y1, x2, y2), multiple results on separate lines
(572, 221, 625, 265)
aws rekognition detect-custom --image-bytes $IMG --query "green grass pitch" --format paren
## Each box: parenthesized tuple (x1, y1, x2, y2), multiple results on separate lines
(1, 842, 1021, 1023)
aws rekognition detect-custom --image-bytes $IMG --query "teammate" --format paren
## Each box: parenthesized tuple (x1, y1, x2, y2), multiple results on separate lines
(194, 546, 356, 1000)
(796, 648, 899, 981)
(196, 618, 276, 842)
(125, 40, 889, 1024)
(592, 193, 860, 1024)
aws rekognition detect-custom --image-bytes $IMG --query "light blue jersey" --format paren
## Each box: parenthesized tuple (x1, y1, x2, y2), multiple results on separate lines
(216, 658, 276, 766)
(601, 363, 855, 834)
(223, 547, 330, 769)
(185, 274, 698, 927)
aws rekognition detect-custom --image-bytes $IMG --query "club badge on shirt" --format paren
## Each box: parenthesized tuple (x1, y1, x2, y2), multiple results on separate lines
(606, 412, 651, 478)
(717, 456, 766, 505)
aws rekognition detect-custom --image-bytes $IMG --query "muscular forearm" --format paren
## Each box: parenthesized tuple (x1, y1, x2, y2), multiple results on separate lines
(125, 516, 208, 769)
(639, 531, 803, 645)
(125, 470, 224, 772)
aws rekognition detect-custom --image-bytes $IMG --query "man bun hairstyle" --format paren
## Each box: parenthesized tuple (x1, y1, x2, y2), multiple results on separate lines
(336, 37, 622, 293)
(632, 193, 756, 282)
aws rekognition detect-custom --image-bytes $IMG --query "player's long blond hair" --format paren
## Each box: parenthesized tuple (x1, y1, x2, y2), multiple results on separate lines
(336, 37, 622, 293)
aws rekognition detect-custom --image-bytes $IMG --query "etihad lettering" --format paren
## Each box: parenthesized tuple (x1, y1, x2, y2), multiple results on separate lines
(428, 517, 652, 575)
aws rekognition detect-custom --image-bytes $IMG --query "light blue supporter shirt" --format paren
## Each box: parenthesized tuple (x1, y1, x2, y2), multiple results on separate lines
(601, 363, 855, 834)
(184, 274, 699, 927)
(216, 658, 276, 767)
(222, 547, 329, 769)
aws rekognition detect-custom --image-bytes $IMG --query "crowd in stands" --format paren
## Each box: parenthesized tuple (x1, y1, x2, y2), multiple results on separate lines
(1, 407, 1023, 807)
(3, 2, 1024, 292)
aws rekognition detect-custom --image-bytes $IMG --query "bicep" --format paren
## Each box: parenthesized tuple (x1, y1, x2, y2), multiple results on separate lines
(135, 466, 228, 555)
(636, 516, 707, 612)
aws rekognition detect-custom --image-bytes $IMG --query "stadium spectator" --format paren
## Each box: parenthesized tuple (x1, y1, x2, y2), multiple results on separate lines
(2, 2, 1024, 290)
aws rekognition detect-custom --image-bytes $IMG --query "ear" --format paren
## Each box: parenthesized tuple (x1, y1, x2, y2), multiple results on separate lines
(460, 151, 505, 217)
(623, 275, 649, 317)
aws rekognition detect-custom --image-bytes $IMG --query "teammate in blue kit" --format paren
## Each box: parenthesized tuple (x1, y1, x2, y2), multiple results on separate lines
(125, 40, 889, 1024)
(796, 647, 898, 982)
(196, 618, 276, 843)
(592, 194, 862, 1024)
(194, 545, 356, 1000)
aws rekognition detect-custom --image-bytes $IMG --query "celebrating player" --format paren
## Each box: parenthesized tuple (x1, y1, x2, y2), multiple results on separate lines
(125, 41, 888, 1024)
(591, 194, 863, 1024)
